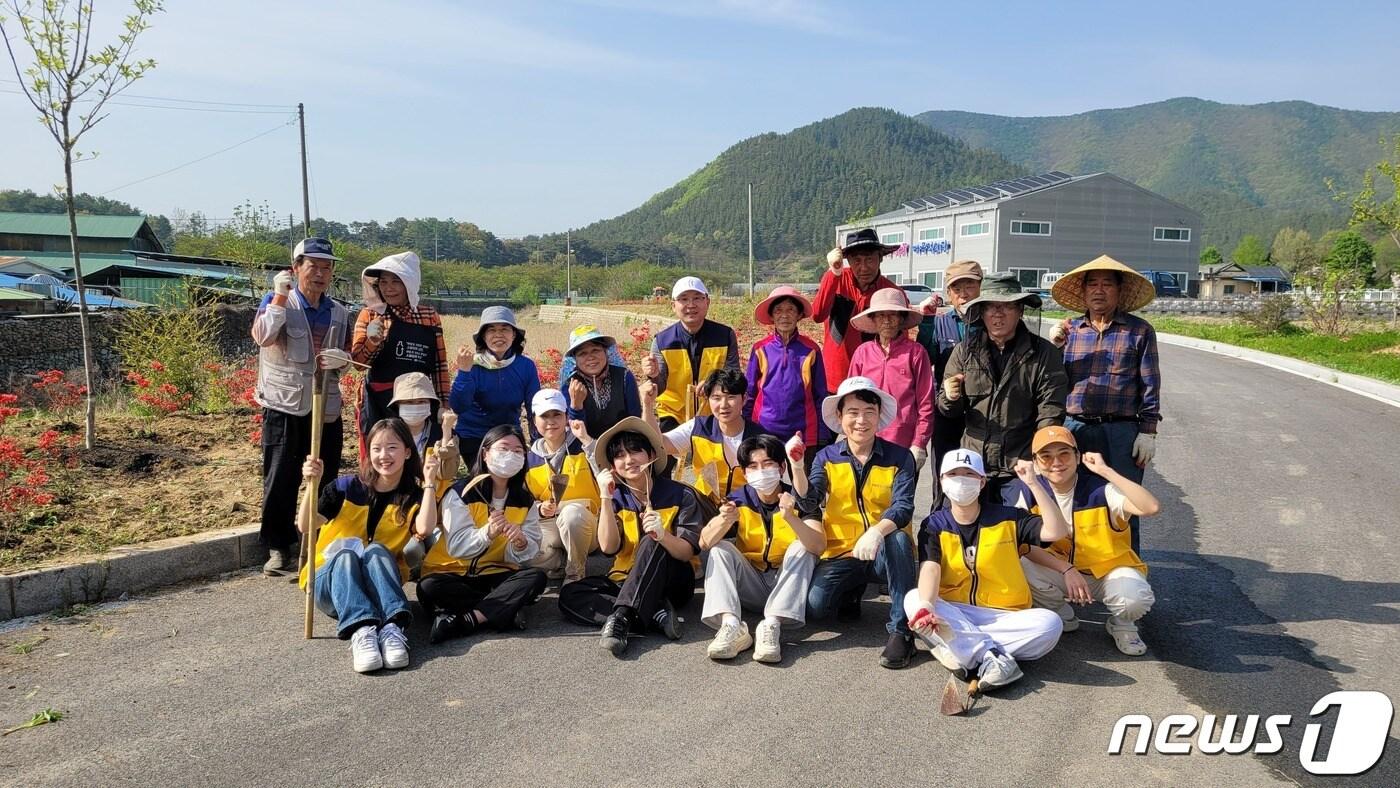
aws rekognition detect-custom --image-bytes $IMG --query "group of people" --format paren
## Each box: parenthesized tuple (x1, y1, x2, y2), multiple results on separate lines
(252, 227, 1165, 696)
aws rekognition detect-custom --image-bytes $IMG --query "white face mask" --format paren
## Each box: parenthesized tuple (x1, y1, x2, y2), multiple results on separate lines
(398, 403, 431, 426)
(486, 449, 525, 478)
(747, 467, 782, 495)
(940, 476, 982, 506)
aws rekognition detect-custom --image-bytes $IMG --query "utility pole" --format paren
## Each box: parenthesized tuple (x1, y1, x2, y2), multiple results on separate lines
(298, 102, 311, 237)
(287, 213, 294, 252)
(566, 228, 573, 306)
(434, 226, 439, 261)
(747, 182, 755, 296)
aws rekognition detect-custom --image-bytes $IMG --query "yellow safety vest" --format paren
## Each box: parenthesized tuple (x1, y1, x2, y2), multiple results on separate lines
(298, 475, 416, 589)
(654, 320, 735, 423)
(817, 448, 905, 560)
(927, 509, 1032, 610)
(526, 440, 600, 514)
(1016, 475, 1147, 579)
(421, 485, 533, 577)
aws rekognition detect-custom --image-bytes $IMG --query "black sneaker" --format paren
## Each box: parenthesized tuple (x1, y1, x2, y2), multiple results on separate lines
(879, 632, 915, 669)
(429, 613, 467, 645)
(600, 611, 631, 657)
(652, 600, 682, 640)
(837, 589, 863, 622)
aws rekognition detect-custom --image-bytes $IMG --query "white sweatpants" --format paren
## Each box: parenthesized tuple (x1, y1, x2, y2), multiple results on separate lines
(702, 540, 816, 629)
(529, 501, 598, 578)
(901, 590, 1063, 670)
(1020, 559, 1154, 633)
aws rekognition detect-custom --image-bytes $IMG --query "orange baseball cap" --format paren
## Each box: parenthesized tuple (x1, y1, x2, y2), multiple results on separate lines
(1032, 425, 1077, 454)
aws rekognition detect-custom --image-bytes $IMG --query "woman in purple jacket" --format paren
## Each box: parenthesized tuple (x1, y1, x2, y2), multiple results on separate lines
(744, 286, 829, 459)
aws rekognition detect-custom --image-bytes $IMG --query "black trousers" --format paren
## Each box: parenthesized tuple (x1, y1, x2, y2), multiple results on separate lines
(458, 435, 484, 474)
(260, 408, 344, 551)
(658, 416, 680, 477)
(417, 568, 546, 629)
(558, 536, 694, 626)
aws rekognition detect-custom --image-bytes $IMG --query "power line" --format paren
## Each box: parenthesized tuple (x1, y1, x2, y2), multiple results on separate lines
(0, 78, 293, 109)
(99, 117, 297, 195)
(0, 89, 292, 114)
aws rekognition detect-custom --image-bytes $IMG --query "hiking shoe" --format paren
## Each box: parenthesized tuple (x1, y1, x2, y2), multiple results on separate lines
(263, 548, 295, 576)
(378, 622, 410, 669)
(350, 625, 383, 673)
(837, 589, 863, 622)
(653, 600, 682, 641)
(600, 611, 631, 657)
(976, 652, 1024, 691)
(1057, 604, 1080, 633)
(1109, 621, 1147, 656)
(753, 619, 782, 663)
(429, 613, 467, 645)
(879, 632, 915, 669)
(706, 620, 753, 660)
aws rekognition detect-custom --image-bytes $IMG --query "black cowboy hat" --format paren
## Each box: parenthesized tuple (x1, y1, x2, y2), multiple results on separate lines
(840, 228, 900, 257)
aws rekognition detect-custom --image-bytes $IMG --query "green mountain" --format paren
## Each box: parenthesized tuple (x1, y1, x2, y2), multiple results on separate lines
(915, 97, 1400, 249)
(575, 108, 1025, 260)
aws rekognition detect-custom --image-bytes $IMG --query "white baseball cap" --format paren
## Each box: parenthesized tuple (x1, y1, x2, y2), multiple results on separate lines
(940, 449, 986, 477)
(671, 276, 709, 299)
(532, 388, 569, 416)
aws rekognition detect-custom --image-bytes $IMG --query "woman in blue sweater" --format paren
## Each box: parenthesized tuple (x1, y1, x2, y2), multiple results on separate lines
(449, 306, 541, 470)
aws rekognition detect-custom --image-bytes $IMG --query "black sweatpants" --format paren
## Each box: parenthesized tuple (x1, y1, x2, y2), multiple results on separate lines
(260, 408, 344, 551)
(417, 568, 547, 629)
(558, 536, 694, 626)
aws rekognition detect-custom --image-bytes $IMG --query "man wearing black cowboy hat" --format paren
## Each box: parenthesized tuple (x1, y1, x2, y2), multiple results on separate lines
(936, 273, 1067, 505)
(812, 228, 898, 394)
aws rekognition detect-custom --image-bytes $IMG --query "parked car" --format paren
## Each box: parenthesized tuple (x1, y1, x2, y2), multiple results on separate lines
(1139, 270, 1185, 298)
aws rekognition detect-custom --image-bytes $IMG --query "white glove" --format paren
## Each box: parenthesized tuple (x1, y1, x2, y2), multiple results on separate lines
(318, 348, 353, 370)
(1131, 432, 1156, 467)
(852, 528, 883, 561)
(826, 247, 844, 271)
(365, 317, 385, 341)
(944, 374, 964, 401)
(1049, 319, 1070, 348)
(273, 270, 294, 297)
(641, 510, 665, 540)
(911, 446, 928, 474)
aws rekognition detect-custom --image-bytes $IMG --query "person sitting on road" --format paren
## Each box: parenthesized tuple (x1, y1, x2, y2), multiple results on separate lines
(1013, 426, 1159, 656)
(847, 287, 935, 472)
(416, 424, 546, 644)
(645, 368, 777, 502)
(699, 434, 822, 664)
(800, 377, 920, 670)
(744, 286, 829, 454)
(448, 306, 541, 468)
(904, 449, 1069, 693)
(557, 417, 704, 657)
(525, 389, 601, 585)
(299, 418, 433, 674)
(562, 325, 642, 440)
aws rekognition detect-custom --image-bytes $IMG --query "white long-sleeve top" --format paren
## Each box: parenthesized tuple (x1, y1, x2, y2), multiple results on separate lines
(440, 489, 542, 565)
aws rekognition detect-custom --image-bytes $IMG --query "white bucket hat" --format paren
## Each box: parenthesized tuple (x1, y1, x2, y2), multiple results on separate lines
(821, 376, 897, 433)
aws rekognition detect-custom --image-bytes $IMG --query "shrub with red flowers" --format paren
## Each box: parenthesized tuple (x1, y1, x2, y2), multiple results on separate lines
(537, 348, 564, 388)
(125, 360, 195, 417)
(29, 370, 87, 421)
(0, 396, 75, 518)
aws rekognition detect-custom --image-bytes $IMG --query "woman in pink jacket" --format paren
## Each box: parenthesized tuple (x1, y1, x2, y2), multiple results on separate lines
(847, 288, 935, 473)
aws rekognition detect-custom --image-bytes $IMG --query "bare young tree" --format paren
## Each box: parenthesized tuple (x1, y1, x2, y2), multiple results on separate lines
(1, 0, 163, 448)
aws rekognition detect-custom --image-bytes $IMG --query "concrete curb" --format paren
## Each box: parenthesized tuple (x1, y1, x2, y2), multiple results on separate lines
(1, 524, 263, 621)
(1156, 331, 1400, 408)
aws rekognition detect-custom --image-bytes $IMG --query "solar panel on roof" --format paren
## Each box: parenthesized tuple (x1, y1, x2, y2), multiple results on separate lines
(968, 186, 1000, 199)
(1046, 171, 1072, 181)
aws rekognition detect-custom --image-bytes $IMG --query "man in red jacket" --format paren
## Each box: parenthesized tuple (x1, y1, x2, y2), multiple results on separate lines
(812, 228, 898, 394)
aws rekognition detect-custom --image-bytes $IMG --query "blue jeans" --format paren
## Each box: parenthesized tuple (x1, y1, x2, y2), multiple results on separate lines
(807, 530, 917, 634)
(313, 543, 411, 639)
(1066, 417, 1146, 553)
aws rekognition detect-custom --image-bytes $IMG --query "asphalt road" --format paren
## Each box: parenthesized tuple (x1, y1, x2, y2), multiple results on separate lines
(1, 341, 1396, 787)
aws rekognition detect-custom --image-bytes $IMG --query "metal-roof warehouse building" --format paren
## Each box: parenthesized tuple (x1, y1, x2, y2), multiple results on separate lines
(835, 172, 1203, 292)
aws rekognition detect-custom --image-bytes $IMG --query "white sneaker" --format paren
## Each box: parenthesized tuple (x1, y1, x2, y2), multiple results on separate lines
(706, 620, 753, 660)
(1057, 604, 1080, 632)
(1109, 618, 1147, 656)
(350, 625, 384, 673)
(976, 652, 1023, 690)
(930, 644, 962, 672)
(753, 619, 781, 663)
(378, 622, 410, 669)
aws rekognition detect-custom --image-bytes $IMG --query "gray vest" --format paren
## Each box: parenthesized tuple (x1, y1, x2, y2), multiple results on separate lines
(254, 294, 349, 419)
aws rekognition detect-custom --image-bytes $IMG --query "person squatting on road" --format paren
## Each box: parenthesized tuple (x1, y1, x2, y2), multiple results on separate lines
(299, 418, 433, 673)
(846, 286, 935, 472)
(448, 306, 541, 468)
(1012, 426, 1160, 656)
(812, 229, 898, 393)
(904, 448, 1069, 693)
(253, 237, 353, 576)
(525, 389, 601, 585)
(700, 434, 821, 664)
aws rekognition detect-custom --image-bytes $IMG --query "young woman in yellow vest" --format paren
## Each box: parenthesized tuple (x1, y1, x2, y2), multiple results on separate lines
(700, 434, 823, 663)
(299, 418, 432, 673)
(557, 417, 705, 657)
(1013, 426, 1159, 656)
(416, 424, 547, 644)
(645, 368, 776, 501)
(799, 377, 920, 669)
(525, 388, 600, 585)
(903, 449, 1069, 692)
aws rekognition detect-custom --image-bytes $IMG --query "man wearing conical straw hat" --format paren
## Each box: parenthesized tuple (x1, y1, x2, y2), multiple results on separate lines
(1049, 255, 1161, 554)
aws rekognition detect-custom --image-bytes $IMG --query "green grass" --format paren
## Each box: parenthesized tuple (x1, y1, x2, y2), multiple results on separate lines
(1144, 318, 1400, 385)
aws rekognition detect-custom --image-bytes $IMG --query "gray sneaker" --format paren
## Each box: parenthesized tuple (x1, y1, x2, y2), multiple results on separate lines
(976, 652, 1024, 691)
(263, 548, 295, 576)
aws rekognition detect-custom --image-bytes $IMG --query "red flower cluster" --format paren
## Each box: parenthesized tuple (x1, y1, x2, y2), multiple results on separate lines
(30, 370, 86, 416)
(126, 360, 193, 415)
(0, 393, 20, 428)
(537, 348, 564, 388)
(0, 436, 57, 512)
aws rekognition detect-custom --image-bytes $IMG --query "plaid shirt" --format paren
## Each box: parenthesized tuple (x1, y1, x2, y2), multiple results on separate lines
(1062, 311, 1161, 433)
(352, 304, 450, 401)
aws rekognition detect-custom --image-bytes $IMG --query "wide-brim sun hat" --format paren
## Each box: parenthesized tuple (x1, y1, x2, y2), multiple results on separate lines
(565, 324, 617, 357)
(1051, 254, 1157, 313)
(754, 285, 813, 325)
(593, 416, 667, 476)
(821, 376, 897, 433)
(388, 371, 438, 405)
(964, 273, 1043, 323)
(474, 305, 524, 345)
(850, 287, 923, 333)
(840, 228, 900, 258)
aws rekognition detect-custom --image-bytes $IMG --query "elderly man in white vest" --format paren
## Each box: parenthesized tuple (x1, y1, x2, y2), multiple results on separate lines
(252, 237, 354, 575)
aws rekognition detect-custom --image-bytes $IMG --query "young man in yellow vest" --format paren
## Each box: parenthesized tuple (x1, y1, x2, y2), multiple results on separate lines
(904, 449, 1069, 691)
(643, 368, 776, 501)
(1014, 426, 1159, 656)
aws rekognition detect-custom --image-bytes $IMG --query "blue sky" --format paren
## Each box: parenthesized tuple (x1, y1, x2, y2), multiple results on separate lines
(3, 0, 1398, 237)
